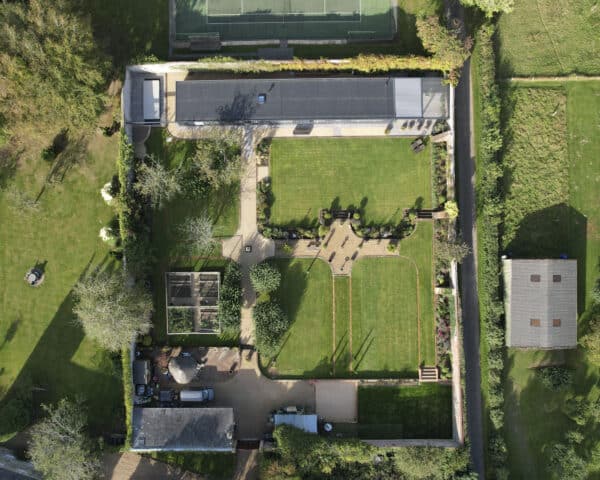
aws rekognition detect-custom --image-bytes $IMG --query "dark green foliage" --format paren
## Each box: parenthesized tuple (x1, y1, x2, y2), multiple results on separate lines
(253, 302, 289, 356)
(149, 452, 235, 479)
(268, 425, 471, 479)
(472, 23, 508, 475)
(536, 366, 574, 392)
(548, 444, 586, 480)
(168, 308, 194, 334)
(218, 262, 242, 335)
(0, 377, 32, 442)
(249, 262, 281, 293)
(0, 0, 108, 136)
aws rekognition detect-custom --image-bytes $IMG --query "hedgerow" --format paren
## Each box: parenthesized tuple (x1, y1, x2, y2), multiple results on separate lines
(472, 23, 508, 477)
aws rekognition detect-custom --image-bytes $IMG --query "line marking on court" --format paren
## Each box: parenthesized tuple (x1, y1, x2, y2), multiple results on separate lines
(332, 274, 336, 374)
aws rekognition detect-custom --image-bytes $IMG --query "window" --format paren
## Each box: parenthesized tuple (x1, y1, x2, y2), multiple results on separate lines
(553, 319, 561, 327)
(530, 274, 541, 282)
(530, 319, 541, 327)
(553, 275, 562, 283)
(257, 93, 267, 104)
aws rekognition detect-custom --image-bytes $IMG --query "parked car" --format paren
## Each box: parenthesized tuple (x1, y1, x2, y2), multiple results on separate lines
(180, 388, 214, 403)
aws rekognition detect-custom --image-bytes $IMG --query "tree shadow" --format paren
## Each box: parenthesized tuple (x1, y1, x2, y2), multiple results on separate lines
(0, 316, 22, 351)
(217, 92, 257, 122)
(0, 254, 125, 441)
(505, 204, 587, 313)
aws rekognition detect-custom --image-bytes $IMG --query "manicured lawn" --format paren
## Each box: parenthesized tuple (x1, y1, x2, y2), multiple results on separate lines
(146, 129, 240, 344)
(358, 384, 452, 439)
(502, 82, 600, 477)
(266, 258, 333, 377)
(0, 130, 124, 439)
(497, 0, 600, 76)
(150, 452, 235, 480)
(351, 257, 418, 377)
(333, 276, 351, 374)
(270, 138, 432, 227)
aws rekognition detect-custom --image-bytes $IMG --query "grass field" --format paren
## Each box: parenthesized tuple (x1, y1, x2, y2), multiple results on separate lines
(358, 385, 452, 439)
(270, 138, 432, 227)
(0, 129, 124, 439)
(175, 0, 395, 42)
(502, 82, 600, 477)
(268, 258, 333, 377)
(145, 129, 240, 344)
(497, 0, 600, 76)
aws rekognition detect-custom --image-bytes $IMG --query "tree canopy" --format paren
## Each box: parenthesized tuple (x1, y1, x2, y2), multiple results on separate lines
(0, 0, 108, 138)
(73, 272, 153, 351)
(460, 0, 514, 17)
(135, 157, 181, 208)
(194, 130, 242, 188)
(253, 301, 289, 356)
(250, 262, 281, 293)
(28, 399, 99, 480)
(416, 16, 472, 73)
(179, 214, 214, 255)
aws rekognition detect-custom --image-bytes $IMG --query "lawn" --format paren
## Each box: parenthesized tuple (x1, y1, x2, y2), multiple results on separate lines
(358, 384, 452, 439)
(0, 129, 124, 439)
(150, 452, 235, 480)
(497, 0, 600, 76)
(145, 129, 240, 344)
(269, 138, 432, 227)
(266, 258, 334, 377)
(502, 82, 600, 477)
(265, 223, 435, 379)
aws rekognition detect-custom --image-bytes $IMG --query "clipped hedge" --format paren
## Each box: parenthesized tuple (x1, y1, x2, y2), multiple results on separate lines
(472, 23, 507, 475)
(121, 346, 133, 449)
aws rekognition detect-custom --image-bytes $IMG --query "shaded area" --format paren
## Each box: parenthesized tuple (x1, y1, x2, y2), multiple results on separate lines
(357, 384, 453, 439)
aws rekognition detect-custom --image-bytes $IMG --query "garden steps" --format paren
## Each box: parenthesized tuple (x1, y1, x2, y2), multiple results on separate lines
(419, 366, 439, 382)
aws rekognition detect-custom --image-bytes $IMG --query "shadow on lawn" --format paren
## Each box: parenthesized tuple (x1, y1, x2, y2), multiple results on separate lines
(0, 254, 125, 441)
(505, 204, 587, 314)
(503, 347, 600, 478)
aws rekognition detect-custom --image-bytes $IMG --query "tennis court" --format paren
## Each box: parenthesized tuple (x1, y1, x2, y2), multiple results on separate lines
(173, 0, 394, 42)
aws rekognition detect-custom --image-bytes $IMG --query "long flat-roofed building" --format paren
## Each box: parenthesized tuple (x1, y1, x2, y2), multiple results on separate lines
(123, 65, 450, 130)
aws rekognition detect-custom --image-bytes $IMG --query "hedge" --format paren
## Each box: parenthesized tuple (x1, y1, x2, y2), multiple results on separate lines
(472, 23, 507, 476)
(121, 346, 133, 449)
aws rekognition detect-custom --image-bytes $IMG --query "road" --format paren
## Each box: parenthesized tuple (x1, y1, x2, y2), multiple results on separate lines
(454, 55, 486, 479)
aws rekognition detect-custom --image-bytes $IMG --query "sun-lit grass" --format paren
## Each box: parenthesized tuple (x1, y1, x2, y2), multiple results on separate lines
(503, 82, 600, 477)
(0, 129, 124, 438)
(497, 0, 600, 76)
(270, 138, 432, 228)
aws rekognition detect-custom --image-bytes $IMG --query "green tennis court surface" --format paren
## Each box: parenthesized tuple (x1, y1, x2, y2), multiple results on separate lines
(174, 0, 394, 41)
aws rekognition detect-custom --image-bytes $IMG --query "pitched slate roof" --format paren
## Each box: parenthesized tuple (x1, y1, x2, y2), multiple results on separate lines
(131, 408, 235, 452)
(503, 259, 577, 349)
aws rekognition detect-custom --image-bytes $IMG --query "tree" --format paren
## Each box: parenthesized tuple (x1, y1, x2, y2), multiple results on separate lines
(28, 399, 99, 480)
(73, 272, 152, 351)
(444, 200, 459, 219)
(254, 302, 288, 356)
(535, 366, 574, 391)
(460, 0, 514, 17)
(435, 238, 471, 266)
(582, 310, 600, 364)
(0, 0, 108, 137)
(179, 214, 214, 254)
(250, 262, 281, 293)
(416, 16, 472, 72)
(194, 130, 242, 188)
(135, 157, 181, 208)
(548, 444, 586, 480)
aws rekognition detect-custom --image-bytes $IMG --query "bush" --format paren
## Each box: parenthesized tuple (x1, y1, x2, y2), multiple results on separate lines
(168, 308, 194, 333)
(218, 262, 242, 335)
(254, 302, 289, 356)
(250, 262, 281, 293)
(536, 366, 574, 391)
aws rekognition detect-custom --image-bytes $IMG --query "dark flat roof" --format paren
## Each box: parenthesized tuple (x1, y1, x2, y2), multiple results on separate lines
(131, 407, 235, 452)
(176, 77, 448, 122)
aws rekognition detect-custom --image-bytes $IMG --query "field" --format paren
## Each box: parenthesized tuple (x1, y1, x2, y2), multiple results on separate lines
(269, 138, 432, 227)
(0, 129, 124, 439)
(358, 384, 452, 439)
(264, 223, 435, 378)
(174, 0, 395, 42)
(501, 82, 600, 477)
(145, 129, 240, 344)
(497, 0, 600, 76)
